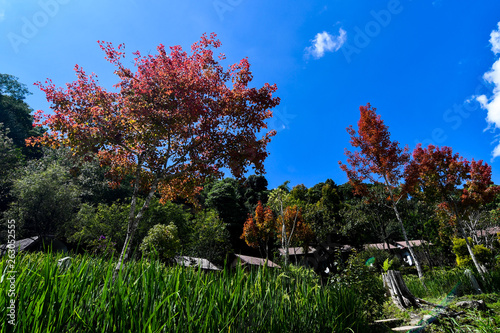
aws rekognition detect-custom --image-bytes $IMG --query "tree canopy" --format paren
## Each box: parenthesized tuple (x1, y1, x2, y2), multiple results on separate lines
(28, 33, 280, 270)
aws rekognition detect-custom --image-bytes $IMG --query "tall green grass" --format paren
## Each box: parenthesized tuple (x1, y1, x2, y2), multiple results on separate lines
(404, 267, 500, 299)
(1, 252, 369, 332)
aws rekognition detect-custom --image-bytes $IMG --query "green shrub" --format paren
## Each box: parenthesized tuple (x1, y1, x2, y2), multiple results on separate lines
(382, 257, 401, 272)
(69, 201, 128, 250)
(452, 237, 493, 268)
(286, 264, 319, 285)
(383, 258, 392, 272)
(186, 209, 232, 265)
(359, 248, 391, 272)
(88, 235, 117, 259)
(404, 267, 479, 298)
(139, 223, 180, 263)
(330, 251, 387, 320)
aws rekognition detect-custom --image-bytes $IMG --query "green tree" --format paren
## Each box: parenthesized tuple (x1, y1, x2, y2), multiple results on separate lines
(188, 210, 231, 265)
(340, 187, 399, 249)
(242, 174, 270, 212)
(68, 201, 129, 250)
(139, 223, 181, 263)
(304, 180, 344, 244)
(6, 161, 81, 238)
(0, 74, 31, 100)
(136, 198, 192, 252)
(0, 74, 42, 158)
(202, 177, 247, 252)
(72, 154, 134, 206)
(70, 197, 192, 256)
(0, 123, 23, 214)
(203, 178, 246, 225)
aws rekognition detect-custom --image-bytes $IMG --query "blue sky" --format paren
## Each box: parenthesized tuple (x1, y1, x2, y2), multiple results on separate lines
(2, 0, 500, 190)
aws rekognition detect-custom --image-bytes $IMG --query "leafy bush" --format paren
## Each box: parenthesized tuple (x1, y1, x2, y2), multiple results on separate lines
(70, 198, 192, 257)
(359, 247, 401, 273)
(139, 223, 180, 263)
(6, 161, 81, 238)
(69, 201, 128, 250)
(286, 264, 319, 285)
(382, 256, 401, 272)
(88, 235, 117, 259)
(452, 237, 494, 268)
(330, 251, 387, 320)
(186, 209, 231, 265)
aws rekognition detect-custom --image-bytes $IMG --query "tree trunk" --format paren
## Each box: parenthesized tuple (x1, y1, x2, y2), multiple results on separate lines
(423, 238, 434, 270)
(378, 215, 393, 255)
(114, 177, 159, 279)
(382, 270, 419, 310)
(392, 203, 425, 280)
(457, 217, 487, 282)
(382, 175, 424, 280)
(449, 199, 488, 282)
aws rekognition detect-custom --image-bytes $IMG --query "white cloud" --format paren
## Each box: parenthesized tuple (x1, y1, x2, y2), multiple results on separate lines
(493, 141, 500, 159)
(305, 28, 347, 59)
(476, 22, 500, 158)
(491, 22, 500, 55)
(0, 0, 8, 22)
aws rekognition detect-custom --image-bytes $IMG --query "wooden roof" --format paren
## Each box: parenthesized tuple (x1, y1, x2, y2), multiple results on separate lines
(175, 256, 220, 271)
(278, 247, 316, 256)
(231, 254, 281, 268)
(0, 236, 39, 255)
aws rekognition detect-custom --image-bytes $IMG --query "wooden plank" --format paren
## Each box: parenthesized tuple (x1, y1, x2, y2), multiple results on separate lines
(392, 325, 424, 332)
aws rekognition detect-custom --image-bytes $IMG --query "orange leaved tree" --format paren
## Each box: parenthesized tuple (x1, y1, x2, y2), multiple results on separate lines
(28, 33, 280, 273)
(241, 200, 276, 258)
(339, 103, 425, 279)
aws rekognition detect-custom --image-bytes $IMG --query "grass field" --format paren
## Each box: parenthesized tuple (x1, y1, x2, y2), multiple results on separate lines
(0, 252, 371, 333)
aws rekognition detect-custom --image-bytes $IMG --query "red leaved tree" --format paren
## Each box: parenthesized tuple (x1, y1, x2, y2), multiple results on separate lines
(240, 200, 276, 258)
(339, 103, 425, 279)
(405, 144, 499, 280)
(28, 33, 280, 272)
(276, 205, 314, 266)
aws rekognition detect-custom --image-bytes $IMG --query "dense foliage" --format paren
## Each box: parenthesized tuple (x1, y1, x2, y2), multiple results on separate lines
(3, 67, 500, 333)
(139, 223, 181, 263)
(0, 252, 371, 333)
